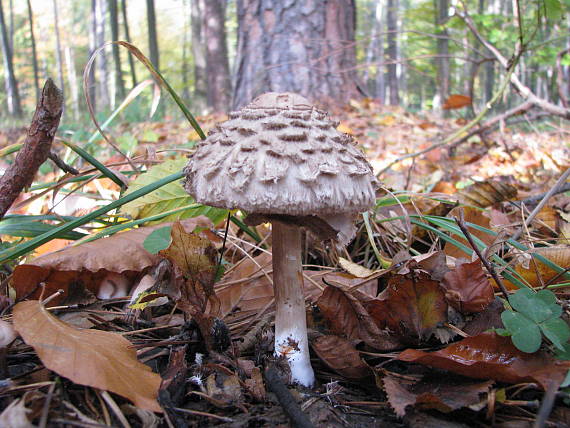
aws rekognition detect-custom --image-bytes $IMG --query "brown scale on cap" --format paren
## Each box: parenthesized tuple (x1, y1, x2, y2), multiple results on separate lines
(183, 93, 378, 240)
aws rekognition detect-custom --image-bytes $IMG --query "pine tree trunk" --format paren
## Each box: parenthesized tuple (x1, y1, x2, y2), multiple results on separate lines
(146, 0, 159, 71)
(204, 0, 231, 112)
(96, 0, 110, 109)
(109, 0, 125, 103)
(26, 0, 40, 102)
(121, 0, 137, 87)
(88, 0, 97, 111)
(433, 0, 449, 114)
(0, 0, 22, 117)
(190, 0, 207, 112)
(233, 0, 361, 109)
(386, 0, 399, 105)
(52, 0, 66, 106)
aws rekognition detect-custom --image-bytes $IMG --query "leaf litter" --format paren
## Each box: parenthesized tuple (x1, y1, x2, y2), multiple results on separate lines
(1, 104, 570, 426)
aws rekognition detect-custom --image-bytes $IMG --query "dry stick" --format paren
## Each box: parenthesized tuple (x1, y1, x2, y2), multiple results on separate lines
(48, 149, 79, 175)
(511, 167, 570, 242)
(264, 366, 315, 428)
(533, 382, 558, 428)
(0, 78, 63, 220)
(454, 210, 510, 301)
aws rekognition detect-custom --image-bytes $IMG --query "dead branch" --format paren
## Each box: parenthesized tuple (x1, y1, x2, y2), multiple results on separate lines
(457, 9, 570, 120)
(0, 79, 63, 220)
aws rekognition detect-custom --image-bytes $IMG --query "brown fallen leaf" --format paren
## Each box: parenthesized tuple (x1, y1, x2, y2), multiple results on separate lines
(13, 300, 162, 412)
(398, 331, 570, 390)
(456, 180, 517, 208)
(441, 259, 494, 314)
(317, 284, 402, 351)
(383, 373, 492, 417)
(159, 221, 218, 315)
(312, 335, 371, 379)
(512, 246, 570, 288)
(443, 94, 472, 110)
(365, 272, 448, 344)
(10, 217, 211, 305)
(444, 206, 495, 259)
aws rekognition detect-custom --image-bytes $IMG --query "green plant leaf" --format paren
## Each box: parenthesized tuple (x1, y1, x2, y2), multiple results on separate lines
(120, 158, 227, 225)
(510, 289, 561, 323)
(501, 310, 542, 353)
(540, 317, 570, 351)
(143, 226, 172, 254)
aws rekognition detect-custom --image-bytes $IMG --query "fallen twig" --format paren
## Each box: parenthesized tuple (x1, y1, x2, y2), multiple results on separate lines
(48, 150, 79, 175)
(454, 210, 510, 301)
(265, 365, 314, 428)
(511, 167, 570, 242)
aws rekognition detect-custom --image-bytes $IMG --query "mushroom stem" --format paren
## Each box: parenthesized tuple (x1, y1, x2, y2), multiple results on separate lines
(271, 221, 315, 387)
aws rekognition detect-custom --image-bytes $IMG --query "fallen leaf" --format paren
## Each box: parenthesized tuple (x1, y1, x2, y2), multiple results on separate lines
(317, 284, 402, 351)
(10, 217, 211, 305)
(443, 94, 472, 110)
(13, 300, 162, 412)
(457, 180, 517, 208)
(441, 259, 494, 313)
(312, 335, 371, 379)
(244, 367, 266, 402)
(338, 257, 376, 278)
(444, 206, 495, 259)
(398, 331, 570, 390)
(512, 246, 570, 288)
(365, 272, 448, 344)
(383, 373, 492, 417)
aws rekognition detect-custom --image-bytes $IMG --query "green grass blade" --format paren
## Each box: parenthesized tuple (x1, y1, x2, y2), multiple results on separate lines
(61, 139, 126, 188)
(0, 171, 184, 263)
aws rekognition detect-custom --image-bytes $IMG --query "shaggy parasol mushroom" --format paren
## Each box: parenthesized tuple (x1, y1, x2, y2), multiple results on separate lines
(183, 93, 378, 386)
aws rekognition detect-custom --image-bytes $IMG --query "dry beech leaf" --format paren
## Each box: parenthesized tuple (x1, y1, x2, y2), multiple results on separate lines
(398, 331, 570, 390)
(365, 272, 448, 344)
(10, 217, 211, 305)
(383, 373, 492, 417)
(338, 257, 376, 278)
(441, 259, 494, 314)
(312, 335, 371, 379)
(13, 300, 162, 412)
(317, 284, 402, 351)
(444, 206, 495, 259)
(457, 180, 517, 208)
(244, 367, 266, 402)
(443, 94, 472, 110)
(512, 246, 570, 288)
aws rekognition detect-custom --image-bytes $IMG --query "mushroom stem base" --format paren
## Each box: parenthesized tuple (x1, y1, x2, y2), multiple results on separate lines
(272, 221, 315, 387)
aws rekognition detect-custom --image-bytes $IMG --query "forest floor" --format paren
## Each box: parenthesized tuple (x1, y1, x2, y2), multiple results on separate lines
(1, 101, 570, 427)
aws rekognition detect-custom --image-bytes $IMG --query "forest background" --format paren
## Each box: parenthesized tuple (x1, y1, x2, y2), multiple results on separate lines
(0, 0, 569, 128)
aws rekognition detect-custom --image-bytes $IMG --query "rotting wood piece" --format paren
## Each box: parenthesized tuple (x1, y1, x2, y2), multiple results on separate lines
(0, 78, 63, 220)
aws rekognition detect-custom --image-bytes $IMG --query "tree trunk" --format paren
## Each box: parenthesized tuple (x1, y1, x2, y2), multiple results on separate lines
(88, 0, 97, 111)
(146, 0, 159, 71)
(52, 0, 66, 106)
(375, 0, 386, 101)
(26, 0, 40, 102)
(0, 0, 22, 117)
(181, 0, 191, 102)
(433, 0, 449, 113)
(121, 0, 137, 87)
(233, 0, 361, 109)
(386, 0, 399, 105)
(109, 0, 125, 103)
(96, 0, 110, 109)
(65, 45, 80, 119)
(190, 0, 207, 112)
(204, 0, 231, 112)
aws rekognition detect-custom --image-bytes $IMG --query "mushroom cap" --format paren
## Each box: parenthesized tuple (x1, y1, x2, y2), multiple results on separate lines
(183, 92, 378, 217)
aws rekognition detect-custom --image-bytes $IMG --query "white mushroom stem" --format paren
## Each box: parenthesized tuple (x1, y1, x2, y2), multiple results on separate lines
(271, 221, 315, 387)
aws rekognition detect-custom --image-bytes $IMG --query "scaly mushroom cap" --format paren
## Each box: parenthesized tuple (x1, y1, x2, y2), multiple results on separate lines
(183, 93, 378, 243)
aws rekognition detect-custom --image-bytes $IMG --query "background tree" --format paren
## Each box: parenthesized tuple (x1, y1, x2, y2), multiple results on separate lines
(52, 0, 65, 104)
(433, 0, 449, 114)
(95, 0, 109, 110)
(204, 0, 231, 112)
(190, 0, 207, 112)
(109, 0, 125, 103)
(233, 0, 361, 108)
(26, 0, 40, 102)
(386, 0, 399, 105)
(146, 0, 159, 71)
(0, 0, 22, 117)
(121, 0, 137, 87)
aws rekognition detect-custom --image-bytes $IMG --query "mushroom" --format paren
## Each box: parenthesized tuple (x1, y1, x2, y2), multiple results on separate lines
(183, 93, 378, 386)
